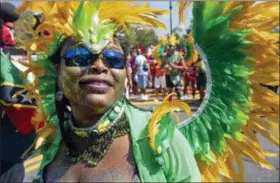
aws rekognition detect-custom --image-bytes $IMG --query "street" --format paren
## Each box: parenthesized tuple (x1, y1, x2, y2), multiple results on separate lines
(132, 98, 280, 182)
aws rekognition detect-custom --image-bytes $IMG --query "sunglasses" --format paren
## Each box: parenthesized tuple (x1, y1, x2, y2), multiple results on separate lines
(63, 47, 125, 69)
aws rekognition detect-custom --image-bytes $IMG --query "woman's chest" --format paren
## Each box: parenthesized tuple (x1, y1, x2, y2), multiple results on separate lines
(44, 153, 139, 182)
(44, 136, 139, 182)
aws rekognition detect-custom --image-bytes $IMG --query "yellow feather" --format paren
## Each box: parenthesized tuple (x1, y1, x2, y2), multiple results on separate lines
(148, 93, 192, 150)
(99, 2, 169, 31)
(228, 139, 275, 170)
(249, 116, 271, 131)
(248, 122, 279, 146)
(217, 156, 231, 179)
(242, 127, 261, 148)
(16, 1, 168, 54)
(178, 0, 191, 23)
(263, 151, 279, 158)
(35, 126, 55, 149)
(271, 122, 279, 139)
(230, 2, 279, 31)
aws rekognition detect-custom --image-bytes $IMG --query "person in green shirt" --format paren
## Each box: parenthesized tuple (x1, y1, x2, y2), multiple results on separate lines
(163, 44, 186, 100)
(1, 1, 200, 182)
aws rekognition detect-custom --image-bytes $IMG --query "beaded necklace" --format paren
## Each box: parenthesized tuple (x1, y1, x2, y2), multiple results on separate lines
(63, 100, 130, 167)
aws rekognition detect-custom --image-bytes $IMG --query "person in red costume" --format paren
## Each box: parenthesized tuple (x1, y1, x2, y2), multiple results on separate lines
(188, 62, 198, 99)
(1, 21, 16, 48)
(0, 2, 18, 48)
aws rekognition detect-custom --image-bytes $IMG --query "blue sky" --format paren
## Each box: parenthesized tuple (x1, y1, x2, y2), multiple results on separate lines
(10, 0, 192, 37)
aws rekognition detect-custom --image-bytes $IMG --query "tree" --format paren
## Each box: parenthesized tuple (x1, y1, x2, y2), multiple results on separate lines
(119, 27, 159, 54)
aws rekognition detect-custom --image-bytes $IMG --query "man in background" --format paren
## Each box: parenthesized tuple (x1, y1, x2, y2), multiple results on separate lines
(130, 49, 138, 95)
(135, 48, 149, 100)
(163, 44, 186, 100)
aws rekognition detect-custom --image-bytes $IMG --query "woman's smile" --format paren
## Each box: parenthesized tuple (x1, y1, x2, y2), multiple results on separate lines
(79, 77, 113, 94)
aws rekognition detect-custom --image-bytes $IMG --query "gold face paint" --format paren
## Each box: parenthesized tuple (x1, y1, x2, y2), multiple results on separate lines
(58, 40, 126, 113)
(59, 63, 82, 103)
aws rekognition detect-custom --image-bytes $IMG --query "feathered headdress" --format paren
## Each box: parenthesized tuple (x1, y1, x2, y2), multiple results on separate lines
(183, 34, 198, 65)
(153, 34, 180, 63)
(14, 0, 168, 165)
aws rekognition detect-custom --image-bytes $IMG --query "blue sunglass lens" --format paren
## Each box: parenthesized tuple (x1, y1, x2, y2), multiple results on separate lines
(103, 50, 125, 69)
(63, 48, 125, 69)
(64, 48, 98, 67)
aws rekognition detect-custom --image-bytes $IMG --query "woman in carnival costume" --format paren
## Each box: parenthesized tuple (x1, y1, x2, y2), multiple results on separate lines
(1, 1, 279, 183)
(0, 1, 199, 182)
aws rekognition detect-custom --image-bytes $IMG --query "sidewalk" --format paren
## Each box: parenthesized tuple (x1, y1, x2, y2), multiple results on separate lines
(129, 88, 202, 104)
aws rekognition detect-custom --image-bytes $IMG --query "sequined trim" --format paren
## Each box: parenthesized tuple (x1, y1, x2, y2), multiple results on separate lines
(65, 113, 130, 167)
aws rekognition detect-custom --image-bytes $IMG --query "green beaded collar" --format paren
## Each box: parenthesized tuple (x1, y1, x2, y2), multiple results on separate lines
(64, 99, 126, 138)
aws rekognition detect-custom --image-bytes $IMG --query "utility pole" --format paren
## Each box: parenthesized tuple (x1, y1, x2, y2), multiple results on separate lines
(169, 0, 173, 35)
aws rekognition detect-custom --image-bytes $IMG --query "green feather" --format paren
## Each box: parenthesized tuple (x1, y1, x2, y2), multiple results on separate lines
(178, 1, 254, 163)
(73, 1, 101, 40)
(155, 113, 176, 154)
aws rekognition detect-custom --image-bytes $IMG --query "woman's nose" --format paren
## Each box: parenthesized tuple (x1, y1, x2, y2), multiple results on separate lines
(89, 58, 109, 74)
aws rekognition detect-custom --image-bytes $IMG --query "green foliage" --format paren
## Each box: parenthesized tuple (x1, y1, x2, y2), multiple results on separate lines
(119, 27, 159, 54)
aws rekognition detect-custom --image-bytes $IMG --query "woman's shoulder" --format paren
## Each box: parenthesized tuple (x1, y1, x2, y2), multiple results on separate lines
(125, 99, 153, 113)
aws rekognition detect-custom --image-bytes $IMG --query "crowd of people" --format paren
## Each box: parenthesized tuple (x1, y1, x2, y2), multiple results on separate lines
(125, 45, 207, 102)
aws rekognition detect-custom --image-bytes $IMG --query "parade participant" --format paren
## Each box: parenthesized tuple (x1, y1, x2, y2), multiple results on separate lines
(146, 46, 156, 88)
(182, 66, 190, 100)
(1, 1, 200, 182)
(188, 62, 197, 100)
(130, 49, 138, 95)
(163, 36, 186, 100)
(0, 2, 19, 49)
(154, 58, 166, 102)
(195, 56, 207, 102)
(135, 48, 149, 100)
(182, 33, 198, 100)
(1, 21, 16, 48)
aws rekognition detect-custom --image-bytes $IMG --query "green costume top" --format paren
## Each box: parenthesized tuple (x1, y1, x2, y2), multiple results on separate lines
(166, 52, 182, 85)
(21, 101, 200, 182)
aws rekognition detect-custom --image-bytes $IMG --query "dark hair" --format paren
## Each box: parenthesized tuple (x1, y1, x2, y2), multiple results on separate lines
(55, 79, 70, 138)
(48, 36, 69, 64)
(0, 2, 19, 23)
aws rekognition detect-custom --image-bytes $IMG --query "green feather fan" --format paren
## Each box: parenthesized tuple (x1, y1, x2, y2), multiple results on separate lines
(177, 1, 253, 163)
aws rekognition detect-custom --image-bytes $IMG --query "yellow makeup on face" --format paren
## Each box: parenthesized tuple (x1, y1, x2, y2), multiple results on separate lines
(59, 63, 82, 103)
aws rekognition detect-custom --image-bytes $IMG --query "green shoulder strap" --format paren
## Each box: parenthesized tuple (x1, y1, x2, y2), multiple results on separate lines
(125, 101, 201, 182)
